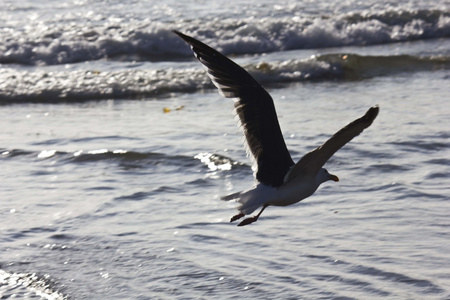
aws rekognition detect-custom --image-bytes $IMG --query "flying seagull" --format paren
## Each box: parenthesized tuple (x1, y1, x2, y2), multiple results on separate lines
(174, 30, 379, 226)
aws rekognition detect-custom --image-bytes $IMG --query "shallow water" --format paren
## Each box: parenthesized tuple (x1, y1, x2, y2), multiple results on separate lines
(2, 72, 450, 299)
(1, 0, 450, 299)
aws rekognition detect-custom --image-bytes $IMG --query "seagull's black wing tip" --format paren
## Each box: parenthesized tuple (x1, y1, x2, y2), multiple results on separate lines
(364, 105, 379, 126)
(370, 105, 380, 114)
(173, 30, 191, 43)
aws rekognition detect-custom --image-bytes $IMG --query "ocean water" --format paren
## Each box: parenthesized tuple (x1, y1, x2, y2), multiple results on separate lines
(1, 0, 450, 299)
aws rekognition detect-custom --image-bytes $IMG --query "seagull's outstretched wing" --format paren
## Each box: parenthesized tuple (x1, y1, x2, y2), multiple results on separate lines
(285, 106, 379, 182)
(174, 30, 294, 187)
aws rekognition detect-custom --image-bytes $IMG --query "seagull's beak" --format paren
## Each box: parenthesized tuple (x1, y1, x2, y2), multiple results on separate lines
(329, 174, 339, 182)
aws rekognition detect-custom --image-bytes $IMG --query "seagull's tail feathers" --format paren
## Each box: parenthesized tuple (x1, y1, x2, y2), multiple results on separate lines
(220, 191, 243, 201)
(221, 184, 276, 215)
(221, 190, 257, 215)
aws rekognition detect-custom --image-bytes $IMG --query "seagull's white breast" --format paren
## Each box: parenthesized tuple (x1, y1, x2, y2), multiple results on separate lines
(269, 175, 320, 207)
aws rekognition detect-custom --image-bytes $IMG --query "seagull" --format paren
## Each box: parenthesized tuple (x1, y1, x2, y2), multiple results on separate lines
(174, 30, 379, 226)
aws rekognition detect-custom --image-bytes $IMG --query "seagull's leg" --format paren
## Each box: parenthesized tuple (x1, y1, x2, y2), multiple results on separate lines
(230, 212, 245, 222)
(237, 204, 268, 227)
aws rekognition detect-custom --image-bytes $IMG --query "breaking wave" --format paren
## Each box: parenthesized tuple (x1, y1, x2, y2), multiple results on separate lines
(0, 9, 449, 65)
(1, 53, 448, 103)
(0, 269, 67, 300)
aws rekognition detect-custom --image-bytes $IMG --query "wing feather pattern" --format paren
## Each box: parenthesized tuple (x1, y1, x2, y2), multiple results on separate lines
(174, 30, 294, 187)
(285, 106, 379, 183)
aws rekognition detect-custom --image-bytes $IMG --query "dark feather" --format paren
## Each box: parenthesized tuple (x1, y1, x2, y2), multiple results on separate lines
(285, 106, 379, 182)
(174, 30, 294, 187)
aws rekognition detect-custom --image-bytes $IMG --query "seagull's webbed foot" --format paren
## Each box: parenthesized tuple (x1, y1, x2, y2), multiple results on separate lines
(230, 212, 245, 222)
(237, 216, 258, 226)
(236, 204, 269, 227)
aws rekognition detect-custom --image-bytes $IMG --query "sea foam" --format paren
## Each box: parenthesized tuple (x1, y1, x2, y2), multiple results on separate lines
(1, 9, 448, 66)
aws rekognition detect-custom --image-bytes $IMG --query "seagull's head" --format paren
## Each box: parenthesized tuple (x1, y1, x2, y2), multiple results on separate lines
(318, 168, 339, 184)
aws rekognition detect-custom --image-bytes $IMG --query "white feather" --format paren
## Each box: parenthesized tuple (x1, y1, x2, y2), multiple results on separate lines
(233, 184, 278, 215)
